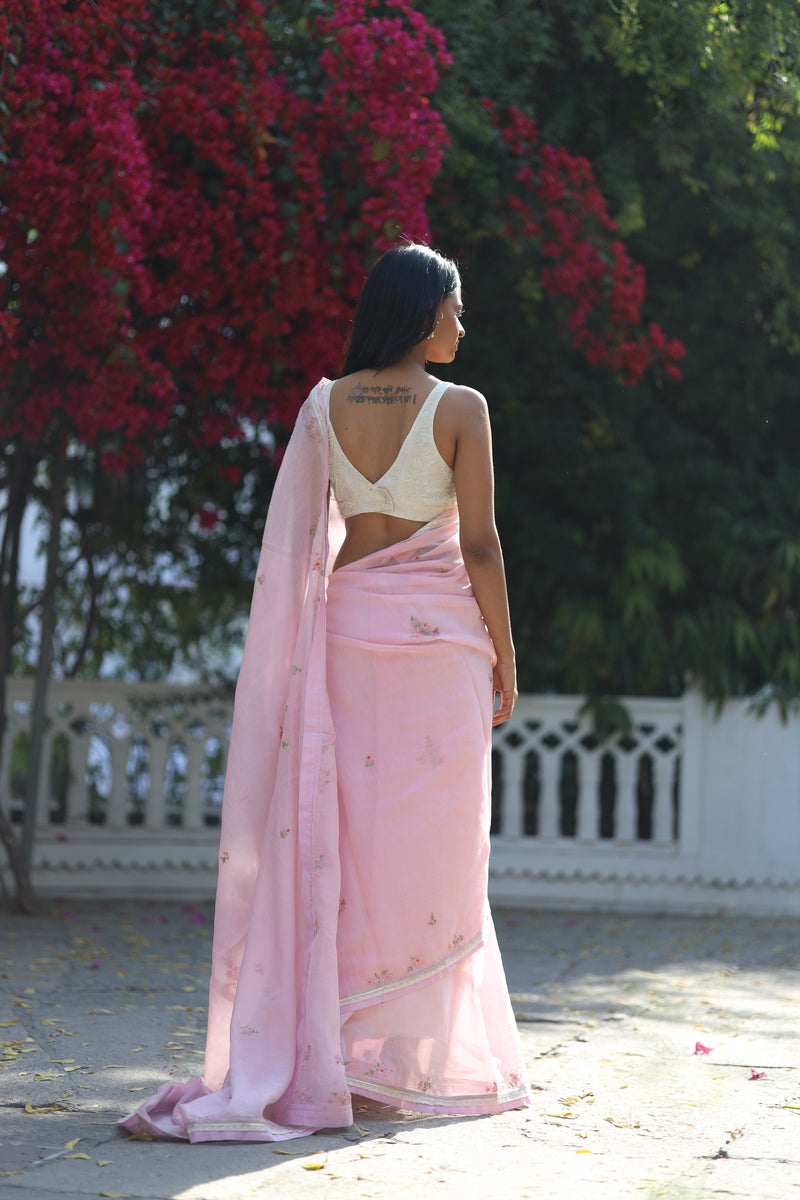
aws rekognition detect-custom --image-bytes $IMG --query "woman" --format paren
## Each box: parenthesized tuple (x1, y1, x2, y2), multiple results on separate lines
(121, 244, 531, 1143)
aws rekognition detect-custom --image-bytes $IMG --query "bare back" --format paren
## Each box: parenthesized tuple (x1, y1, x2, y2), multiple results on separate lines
(328, 368, 457, 570)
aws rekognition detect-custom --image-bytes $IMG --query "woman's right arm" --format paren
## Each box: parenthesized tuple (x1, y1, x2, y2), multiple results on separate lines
(441, 387, 517, 726)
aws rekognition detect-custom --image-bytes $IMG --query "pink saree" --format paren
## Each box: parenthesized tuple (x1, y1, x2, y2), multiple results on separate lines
(120, 381, 530, 1142)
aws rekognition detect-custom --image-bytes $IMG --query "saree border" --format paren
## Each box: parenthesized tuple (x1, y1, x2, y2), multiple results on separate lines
(344, 1076, 531, 1112)
(339, 928, 483, 1012)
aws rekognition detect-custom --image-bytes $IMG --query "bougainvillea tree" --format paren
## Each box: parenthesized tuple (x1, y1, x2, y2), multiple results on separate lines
(0, 0, 682, 908)
(0, 0, 451, 908)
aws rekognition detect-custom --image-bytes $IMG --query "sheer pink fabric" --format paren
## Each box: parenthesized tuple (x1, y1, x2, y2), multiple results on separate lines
(119, 381, 530, 1142)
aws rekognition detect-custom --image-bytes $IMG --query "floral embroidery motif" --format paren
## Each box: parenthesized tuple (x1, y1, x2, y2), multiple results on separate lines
(296, 1088, 312, 1103)
(281, 738, 289, 748)
(303, 405, 323, 445)
(428, 913, 437, 926)
(311, 553, 323, 573)
(280, 827, 291, 839)
(339, 897, 346, 913)
(364, 755, 375, 768)
(302, 1044, 312, 1064)
(329, 1090, 349, 1104)
(368, 968, 391, 986)
(506, 1071, 523, 1088)
(257, 573, 265, 585)
(314, 853, 327, 872)
(485, 1081, 499, 1094)
(406, 954, 422, 974)
(319, 766, 333, 787)
(365, 1059, 389, 1078)
(290, 664, 302, 675)
(418, 1078, 432, 1093)
(240, 1024, 258, 1036)
(254, 962, 264, 975)
(410, 615, 439, 638)
(219, 851, 229, 864)
(448, 933, 465, 951)
(417, 734, 443, 767)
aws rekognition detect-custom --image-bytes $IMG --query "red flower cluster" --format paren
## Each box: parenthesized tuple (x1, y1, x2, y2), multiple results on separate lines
(0, 0, 449, 463)
(490, 103, 686, 384)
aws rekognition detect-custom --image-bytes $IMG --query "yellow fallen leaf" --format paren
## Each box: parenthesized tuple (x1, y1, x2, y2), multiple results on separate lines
(99, 1193, 130, 1198)
(128, 1087, 147, 1092)
(41, 1018, 63, 1026)
(272, 1149, 292, 1155)
(25, 1100, 65, 1113)
(0, 1019, 18, 1027)
(64, 1138, 82, 1150)
(48, 1059, 75, 1065)
(577, 1149, 592, 1154)
(87, 1009, 114, 1016)
(63, 1065, 87, 1073)
(302, 1163, 326, 1171)
(34, 1073, 59, 1082)
(65, 1153, 91, 1160)
(23, 987, 35, 995)
(102, 1064, 126, 1069)
(97, 1160, 113, 1167)
(126, 1133, 153, 1141)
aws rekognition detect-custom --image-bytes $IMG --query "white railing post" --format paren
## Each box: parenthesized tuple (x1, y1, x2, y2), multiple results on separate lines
(576, 753, 599, 842)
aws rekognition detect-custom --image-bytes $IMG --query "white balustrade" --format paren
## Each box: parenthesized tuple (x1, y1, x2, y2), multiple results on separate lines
(2, 680, 800, 914)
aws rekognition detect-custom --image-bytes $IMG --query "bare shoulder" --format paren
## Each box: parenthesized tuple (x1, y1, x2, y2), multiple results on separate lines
(437, 384, 489, 436)
(441, 382, 486, 408)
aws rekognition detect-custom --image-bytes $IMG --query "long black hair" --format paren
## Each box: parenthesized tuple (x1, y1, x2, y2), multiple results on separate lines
(342, 243, 460, 375)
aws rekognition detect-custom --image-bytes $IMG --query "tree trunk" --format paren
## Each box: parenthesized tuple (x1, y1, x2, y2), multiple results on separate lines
(0, 443, 36, 913)
(20, 451, 67, 894)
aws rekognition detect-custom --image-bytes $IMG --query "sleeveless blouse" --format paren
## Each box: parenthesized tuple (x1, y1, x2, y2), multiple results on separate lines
(324, 379, 456, 522)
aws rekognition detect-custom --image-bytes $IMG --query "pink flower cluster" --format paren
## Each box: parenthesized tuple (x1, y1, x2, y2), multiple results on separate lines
(0, 0, 449, 460)
(488, 102, 686, 385)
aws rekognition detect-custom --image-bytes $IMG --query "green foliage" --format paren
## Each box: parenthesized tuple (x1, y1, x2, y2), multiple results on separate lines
(15, 0, 800, 707)
(423, 0, 800, 702)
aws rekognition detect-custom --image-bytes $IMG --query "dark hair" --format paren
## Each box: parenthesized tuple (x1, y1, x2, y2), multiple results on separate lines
(343, 243, 460, 374)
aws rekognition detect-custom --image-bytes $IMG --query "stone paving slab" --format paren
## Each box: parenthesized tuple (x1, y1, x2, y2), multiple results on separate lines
(0, 901, 799, 1199)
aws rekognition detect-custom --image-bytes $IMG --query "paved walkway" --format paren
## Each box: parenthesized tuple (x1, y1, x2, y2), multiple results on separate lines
(0, 901, 798, 1200)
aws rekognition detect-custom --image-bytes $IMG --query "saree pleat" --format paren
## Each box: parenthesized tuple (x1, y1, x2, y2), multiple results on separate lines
(119, 382, 530, 1143)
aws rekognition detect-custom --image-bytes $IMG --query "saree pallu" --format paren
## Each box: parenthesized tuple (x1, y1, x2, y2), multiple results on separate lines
(119, 381, 530, 1143)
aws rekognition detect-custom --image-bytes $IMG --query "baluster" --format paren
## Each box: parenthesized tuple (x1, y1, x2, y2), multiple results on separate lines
(615, 752, 638, 841)
(499, 746, 524, 838)
(69, 732, 90, 825)
(652, 752, 676, 844)
(576, 751, 599, 841)
(538, 751, 560, 839)
(107, 735, 130, 828)
(147, 736, 170, 829)
(183, 734, 206, 830)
